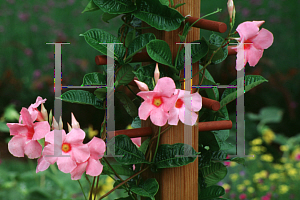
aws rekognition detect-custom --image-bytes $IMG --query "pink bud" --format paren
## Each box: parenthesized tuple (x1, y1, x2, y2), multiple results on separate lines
(52, 116, 59, 130)
(154, 63, 160, 84)
(134, 80, 149, 91)
(227, 0, 235, 22)
(59, 116, 63, 130)
(67, 122, 72, 132)
(41, 103, 48, 121)
(71, 113, 80, 129)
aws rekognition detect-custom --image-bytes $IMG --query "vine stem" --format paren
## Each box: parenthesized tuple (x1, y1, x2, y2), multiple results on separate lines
(98, 166, 150, 200)
(89, 177, 96, 200)
(77, 180, 88, 200)
(152, 126, 161, 162)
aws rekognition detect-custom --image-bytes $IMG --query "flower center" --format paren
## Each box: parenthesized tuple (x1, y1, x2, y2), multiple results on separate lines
(243, 39, 252, 50)
(61, 143, 71, 153)
(152, 97, 163, 107)
(175, 99, 184, 108)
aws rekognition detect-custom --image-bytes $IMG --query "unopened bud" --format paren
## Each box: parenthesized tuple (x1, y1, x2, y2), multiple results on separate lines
(59, 116, 63, 130)
(52, 116, 59, 130)
(134, 80, 149, 91)
(154, 63, 160, 84)
(71, 112, 80, 129)
(41, 103, 48, 121)
(227, 0, 235, 23)
(67, 122, 72, 132)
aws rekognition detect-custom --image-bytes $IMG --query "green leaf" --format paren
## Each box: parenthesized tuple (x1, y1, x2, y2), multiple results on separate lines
(198, 185, 225, 200)
(115, 91, 138, 118)
(80, 29, 125, 62)
(116, 64, 135, 86)
(146, 40, 173, 68)
(125, 30, 136, 48)
(126, 33, 156, 62)
(154, 143, 197, 169)
(133, 0, 185, 31)
(82, 0, 100, 13)
(199, 132, 219, 152)
(107, 135, 148, 165)
(139, 138, 150, 155)
(61, 90, 104, 109)
(220, 75, 268, 107)
(230, 157, 245, 166)
(174, 2, 186, 9)
(131, 116, 141, 129)
(102, 12, 120, 23)
(259, 107, 284, 124)
(94, 88, 107, 100)
(159, 0, 169, 6)
(115, 197, 134, 200)
(200, 162, 227, 187)
(93, 0, 137, 14)
(82, 72, 106, 85)
(130, 178, 159, 199)
(0, 121, 9, 132)
(102, 160, 135, 176)
(199, 65, 219, 101)
(208, 34, 228, 64)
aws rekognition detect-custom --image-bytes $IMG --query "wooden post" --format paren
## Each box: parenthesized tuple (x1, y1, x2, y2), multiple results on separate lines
(141, 1, 200, 199)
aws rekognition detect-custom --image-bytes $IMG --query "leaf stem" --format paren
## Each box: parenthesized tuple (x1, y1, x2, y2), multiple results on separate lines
(152, 126, 161, 162)
(77, 180, 88, 200)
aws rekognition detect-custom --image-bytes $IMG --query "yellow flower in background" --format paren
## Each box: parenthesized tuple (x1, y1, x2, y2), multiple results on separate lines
(258, 185, 269, 191)
(230, 173, 239, 182)
(287, 168, 297, 176)
(89, 176, 114, 199)
(262, 128, 275, 144)
(243, 180, 251, 186)
(279, 185, 289, 194)
(247, 186, 254, 193)
(284, 163, 293, 170)
(280, 145, 289, 152)
(273, 164, 284, 171)
(230, 162, 237, 167)
(250, 146, 266, 153)
(259, 170, 268, 178)
(222, 183, 230, 191)
(260, 154, 274, 162)
(250, 138, 263, 146)
(88, 124, 99, 139)
(296, 162, 300, 168)
(269, 173, 280, 181)
(280, 157, 287, 163)
(126, 124, 133, 129)
(237, 184, 245, 192)
(291, 147, 300, 160)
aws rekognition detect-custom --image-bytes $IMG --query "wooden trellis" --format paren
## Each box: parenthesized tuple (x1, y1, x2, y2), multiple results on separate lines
(95, 0, 236, 199)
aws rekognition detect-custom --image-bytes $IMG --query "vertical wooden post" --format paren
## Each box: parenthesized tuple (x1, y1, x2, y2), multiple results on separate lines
(141, 1, 200, 199)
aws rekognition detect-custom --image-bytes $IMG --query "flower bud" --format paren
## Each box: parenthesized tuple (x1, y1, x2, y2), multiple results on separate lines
(134, 80, 149, 91)
(41, 103, 48, 121)
(52, 116, 59, 130)
(67, 122, 72, 132)
(71, 112, 80, 129)
(154, 63, 160, 84)
(59, 116, 63, 130)
(227, 0, 235, 23)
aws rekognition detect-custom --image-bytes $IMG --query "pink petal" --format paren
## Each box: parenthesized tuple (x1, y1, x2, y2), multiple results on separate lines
(32, 121, 50, 140)
(45, 130, 66, 145)
(252, 28, 274, 49)
(57, 156, 77, 173)
(236, 21, 259, 40)
(42, 144, 58, 164)
(191, 92, 202, 112)
(235, 43, 247, 71)
(178, 109, 198, 126)
(71, 144, 90, 163)
(20, 108, 34, 127)
(28, 96, 47, 110)
(70, 162, 88, 180)
(36, 156, 50, 173)
(134, 80, 149, 91)
(168, 107, 180, 125)
(153, 77, 176, 97)
(252, 20, 265, 28)
(161, 93, 179, 112)
(86, 158, 103, 177)
(25, 140, 42, 159)
(88, 137, 106, 159)
(65, 128, 85, 144)
(137, 91, 157, 101)
(8, 136, 26, 157)
(246, 45, 263, 66)
(138, 101, 155, 120)
(6, 123, 28, 136)
(150, 107, 168, 126)
(131, 137, 141, 147)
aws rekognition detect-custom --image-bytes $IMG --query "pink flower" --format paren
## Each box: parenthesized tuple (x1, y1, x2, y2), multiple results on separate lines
(154, 63, 160, 84)
(235, 21, 274, 71)
(7, 108, 50, 159)
(70, 137, 106, 180)
(168, 89, 202, 126)
(239, 193, 247, 200)
(134, 80, 149, 91)
(42, 128, 90, 173)
(19, 96, 47, 123)
(36, 155, 51, 173)
(295, 153, 300, 161)
(224, 155, 231, 166)
(131, 137, 141, 147)
(261, 195, 271, 200)
(137, 77, 178, 126)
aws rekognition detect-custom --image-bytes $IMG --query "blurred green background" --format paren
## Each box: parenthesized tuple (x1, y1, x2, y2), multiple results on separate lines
(0, 0, 299, 199)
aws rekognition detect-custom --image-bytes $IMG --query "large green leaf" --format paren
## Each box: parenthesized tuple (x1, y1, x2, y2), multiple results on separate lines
(220, 75, 268, 107)
(126, 33, 156, 62)
(200, 162, 227, 187)
(130, 178, 159, 200)
(80, 29, 125, 62)
(198, 185, 225, 200)
(107, 135, 148, 165)
(208, 34, 228, 64)
(146, 40, 173, 67)
(115, 64, 135, 86)
(159, 0, 169, 6)
(102, 12, 120, 23)
(61, 90, 104, 109)
(199, 65, 219, 101)
(115, 91, 138, 118)
(82, 72, 106, 85)
(133, 0, 185, 31)
(101, 160, 134, 176)
(139, 138, 150, 155)
(93, 0, 137, 14)
(82, 0, 100, 13)
(94, 88, 107, 100)
(154, 143, 197, 169)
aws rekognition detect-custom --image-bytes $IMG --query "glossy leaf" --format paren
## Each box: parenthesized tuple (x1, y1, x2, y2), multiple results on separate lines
(107, 135, 148, 165)
(94, 88, 107, 100)
(139, 138, 150, 155)
(93, 0, 137, 14)
(199, 65, 219, 101)
(198, 185, 225, 200)
(115, 91, 138, 118)
(130, 178, 159, 199)
(146, 40, 173, 67)
(125, 30, 136, 48)
(159, 0, 169, 6)
(220, 75, 268, 107)
(101, 160, 134, 176)
(199, 132, 219, 152)
(133, 0, 185, 31)
(82, 72, 106, 85)
(82, 0, 100, 13)
(61, 90, 104, 109)
(131, 116, 141, 129)
(115, 64, 135, 86)
(102, 12, 120, 23)
(208, 34, 228, 64)
(154, 143, 197, 169)
(200, 162, 227, 187)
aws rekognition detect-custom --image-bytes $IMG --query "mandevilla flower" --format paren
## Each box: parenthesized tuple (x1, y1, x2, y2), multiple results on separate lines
(7, 108, 50, 159)
(137, 77, 178, 126)
(42, 128, 90, 173)
(234, 21, 274, 71)
(24, 96, 47, 122)
(168, 89, 202, 126)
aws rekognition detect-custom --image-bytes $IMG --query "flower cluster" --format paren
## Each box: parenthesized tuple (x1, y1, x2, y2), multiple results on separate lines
(135, 64, 202, 127)
(7, 97, 106, 180)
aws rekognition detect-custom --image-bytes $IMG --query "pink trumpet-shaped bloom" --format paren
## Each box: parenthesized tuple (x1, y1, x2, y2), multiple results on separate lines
(168, 89, 202, 126)
(7, 108, 50, 159)
(42, 128, 90, 173)
(137, 77, 178, 126)
(19, 96, 47, 123)
(70, 137, 106, 180)
(154, 63, 160, 84)
(235, 21, 274, 71)
(134, 80, 149, 91)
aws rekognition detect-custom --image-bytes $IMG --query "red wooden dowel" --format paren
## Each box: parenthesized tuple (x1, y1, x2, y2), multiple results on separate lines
(202, 97, 220, 111)
(185, 17, 227, 33)
(198, 120, 232, 132)
(109, 127, 152, 138)
(95, 52, 153, 65)
(228, 46, 237, 55)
